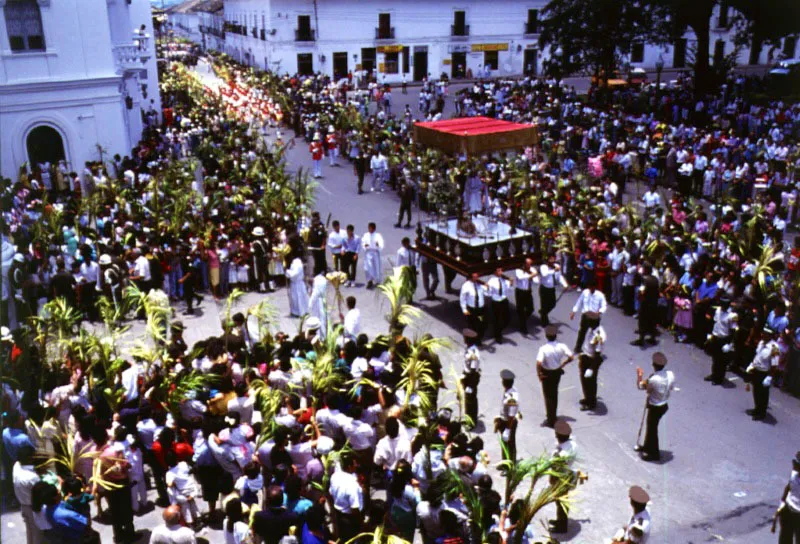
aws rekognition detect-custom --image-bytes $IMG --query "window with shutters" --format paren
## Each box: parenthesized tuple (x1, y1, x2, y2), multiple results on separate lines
(4, 0, 45, 52)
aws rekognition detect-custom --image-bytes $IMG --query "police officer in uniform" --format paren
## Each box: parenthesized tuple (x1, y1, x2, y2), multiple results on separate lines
(636, 352, 674, 461)
(460, 329, 481, 427)
(704, 295, 738, 385)
(611, 486, 651, 543)
(536, 326, 575, 427)
(578, 315, 606, 411)
(495, 369, 519, 462)
(776, 451, 800, 543)
(307, 212, 328, 276)
(251, 226, 271, 292)
(549, 420, 577, 533)
(745, 326, 781, 421)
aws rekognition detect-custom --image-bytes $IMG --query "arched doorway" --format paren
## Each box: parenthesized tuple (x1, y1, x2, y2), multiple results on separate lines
(26, 125, 66, 167)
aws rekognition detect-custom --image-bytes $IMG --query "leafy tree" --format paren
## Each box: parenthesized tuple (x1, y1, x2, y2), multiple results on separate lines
(539, 0, 670, 88)
(729, 0, 800, 65)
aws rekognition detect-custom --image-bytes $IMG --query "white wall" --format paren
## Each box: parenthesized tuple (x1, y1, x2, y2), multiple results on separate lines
(0, 0, 160, 180)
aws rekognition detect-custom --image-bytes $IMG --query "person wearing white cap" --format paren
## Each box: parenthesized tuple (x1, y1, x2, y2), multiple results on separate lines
(285, 248, 309, 318)
(326, 126, 339, 167)
(309, 133, 324, 178)
(251, 227, 271, 293)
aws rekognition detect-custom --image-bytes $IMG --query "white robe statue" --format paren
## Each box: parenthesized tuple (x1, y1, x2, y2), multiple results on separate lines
(463, 175, 484, 214)
(286, 257, 309, 317)
(361, 231, 384, 285)
(308, 274, 328, 338)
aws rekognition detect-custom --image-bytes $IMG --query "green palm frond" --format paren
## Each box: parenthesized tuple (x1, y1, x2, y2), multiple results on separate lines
(378, 267, 422, 335)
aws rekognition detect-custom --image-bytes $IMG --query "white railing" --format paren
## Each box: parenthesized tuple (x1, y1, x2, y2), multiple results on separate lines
(114, 44, 150, 72)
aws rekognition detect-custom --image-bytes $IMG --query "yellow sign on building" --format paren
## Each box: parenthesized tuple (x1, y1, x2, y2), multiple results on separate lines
(471, 43, 509, 52)
(377, 45, 404, 53)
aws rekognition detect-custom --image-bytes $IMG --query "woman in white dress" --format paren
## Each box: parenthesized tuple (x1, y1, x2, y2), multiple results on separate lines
(308, 272, 328, 338)
(285, 251, 309, 317)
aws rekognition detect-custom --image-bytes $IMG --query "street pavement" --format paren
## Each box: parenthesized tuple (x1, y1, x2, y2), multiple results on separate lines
(3, 65, 798, 544)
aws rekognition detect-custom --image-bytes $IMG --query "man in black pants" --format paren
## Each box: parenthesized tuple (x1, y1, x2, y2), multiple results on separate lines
(179, 248, 202, 315)
(487, 267, 511, 344)
(636, 352, 674, 461)
(538, 254, 564, 327)
(514, 258, 536, 335)
(632, 264, 659, 346)
(341, 224, 360, 287)
(578, 318, 606, 411)
(307, 212, 328, 276)
(460, 272, 486, 344)
(536, 326, 575, 428)
(570, 279, 606, 352)
(353, 149, 367, 195)
(395, 181, 414, 228)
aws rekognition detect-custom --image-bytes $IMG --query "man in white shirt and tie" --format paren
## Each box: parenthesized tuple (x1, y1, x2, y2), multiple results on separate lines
(486, 267, 512, 344)
(460, 272, 486, 344)
(570, 278, 607, 353)
(514, 258, 536, 335)
(536, 326, 575, 428)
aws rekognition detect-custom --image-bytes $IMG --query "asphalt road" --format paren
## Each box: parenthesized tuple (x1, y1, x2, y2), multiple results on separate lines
(2, 62, 797, 544)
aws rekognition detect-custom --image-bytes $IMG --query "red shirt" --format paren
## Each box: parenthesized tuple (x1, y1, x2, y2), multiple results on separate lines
(309, 142, 323, 160)
(326, 134, 337, 149)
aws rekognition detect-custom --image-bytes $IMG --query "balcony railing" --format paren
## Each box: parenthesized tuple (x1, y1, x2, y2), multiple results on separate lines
(375, 26, 395, 40)
(114, 44, 150, 73)
(524, 22, 539, 34)
(295, 29, 316, 41)
(451, 24, 469, 37)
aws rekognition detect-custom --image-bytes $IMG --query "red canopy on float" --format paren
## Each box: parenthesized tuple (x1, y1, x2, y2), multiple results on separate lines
(413, 116, 539, 155)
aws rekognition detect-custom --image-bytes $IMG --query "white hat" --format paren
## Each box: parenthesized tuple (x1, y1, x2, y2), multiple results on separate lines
(1, 326, 12, 342)
(276, 131, 282, 138)
(313, 133, 321, 141)
(306, 316, 321, 330)
(99, 254, 112, 265)
(13, 253, 25, 263)
(328, 126, 334, 133)
(252, 226, 264, 236)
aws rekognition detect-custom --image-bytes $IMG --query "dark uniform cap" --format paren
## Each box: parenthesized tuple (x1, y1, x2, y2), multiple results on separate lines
(500, 369, 515, 381)
(545, 325, 558, 337)
(463, 328, 478, 339)
(652, 352, 667, 366)
(554, 420, 572, 436)
(629, 485, 650, 504)
(584, 311, 600, 320)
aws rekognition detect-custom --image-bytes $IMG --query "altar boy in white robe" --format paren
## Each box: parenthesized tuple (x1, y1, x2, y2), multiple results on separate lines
(362, 222, 384, 289)
(308, 272, 328, 338)
(285, 250, 310, 317)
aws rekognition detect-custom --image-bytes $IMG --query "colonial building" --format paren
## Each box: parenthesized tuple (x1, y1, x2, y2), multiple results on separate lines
(169, 0, 224, 53)
(0, 0, 160, 180)
(171, 0, 797, 83)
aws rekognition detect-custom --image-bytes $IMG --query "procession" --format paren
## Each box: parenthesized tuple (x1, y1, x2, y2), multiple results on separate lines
(2, 14, 800, 544)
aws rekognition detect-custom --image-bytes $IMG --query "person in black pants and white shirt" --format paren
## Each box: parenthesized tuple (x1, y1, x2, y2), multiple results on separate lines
(514, 258, 536, 335)
(486, 268, 511, 344)
(536, 326, 575, 428)
(460, 272, 486, 345)
(570, 278, 607, 352)
(635, 352, 674, 461)
(537, 254, 568, 326)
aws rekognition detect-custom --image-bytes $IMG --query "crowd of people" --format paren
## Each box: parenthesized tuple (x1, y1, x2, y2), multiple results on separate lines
(2, 49, 800, 544)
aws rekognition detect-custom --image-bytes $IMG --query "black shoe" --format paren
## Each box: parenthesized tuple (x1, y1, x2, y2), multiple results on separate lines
(703, 375, 714, 382)
(548, 520, 567, 533)
(394, 223, 401, 228)
(745, 409, 756, 416)
(641, 453, 661, 462)
(358, 190, 364, 195)
(633, 445, 643, 452)
(752, 414, 766, 421)
(630, 339, 644, 346)
(711, 380, 723, 386)
(183, 309, 195, 315)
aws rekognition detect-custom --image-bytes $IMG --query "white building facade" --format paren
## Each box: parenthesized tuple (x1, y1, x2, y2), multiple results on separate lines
(217, 0, 796, 83)
(0, 0, 160, 181)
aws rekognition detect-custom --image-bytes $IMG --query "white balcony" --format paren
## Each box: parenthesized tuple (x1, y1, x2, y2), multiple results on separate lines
(114, 43, 151, 73)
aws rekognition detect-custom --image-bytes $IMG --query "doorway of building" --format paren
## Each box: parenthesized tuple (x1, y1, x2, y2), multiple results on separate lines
(297, 53, 313, 75)
(333, 52, 348, 80)
(361, 47, 376, 79)
(523, 49, 537, 76)
(26, 125, 66, 168)
(413, 50, 428, 81)
(452, 52, 466, 78)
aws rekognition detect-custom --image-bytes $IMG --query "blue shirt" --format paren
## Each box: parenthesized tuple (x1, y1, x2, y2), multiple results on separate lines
(767, 312, 789, 334)
(46, 502, 88, 543)
(696, 281, 718, 301)
(2, 428, 33, 464)
(285, 496, 313, 518)
(342, 235, 361, 254)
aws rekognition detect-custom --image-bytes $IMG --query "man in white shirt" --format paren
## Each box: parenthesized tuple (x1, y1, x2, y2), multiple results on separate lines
(537, 254, 568, 327)
(578, 320, 606, 411)
(746, 327, 781, 421)
(570, 279, 607, 352)
(370, 151, 387, 192)
(608, 240, 629, 307)
(536, 326, 575, 428)
(549, 421, 577, 533)
(777, 452, 800, 542)
(13, 445, 42, 544)
(514, 258, 536, 334)
(486, 268, 511, 344)
(460, 272, 486, 344)
(704, 295, 737, 386)
(329, 452, 363, 541)
(611, 486, 651, 543)
(344, 296, 361, 339)
(642, 188, 660, 211)
(327, 220, 346, 272)
(636, 352, 674, 461)
(149, 505, 197, 544)
(373, 417, 412, 476)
